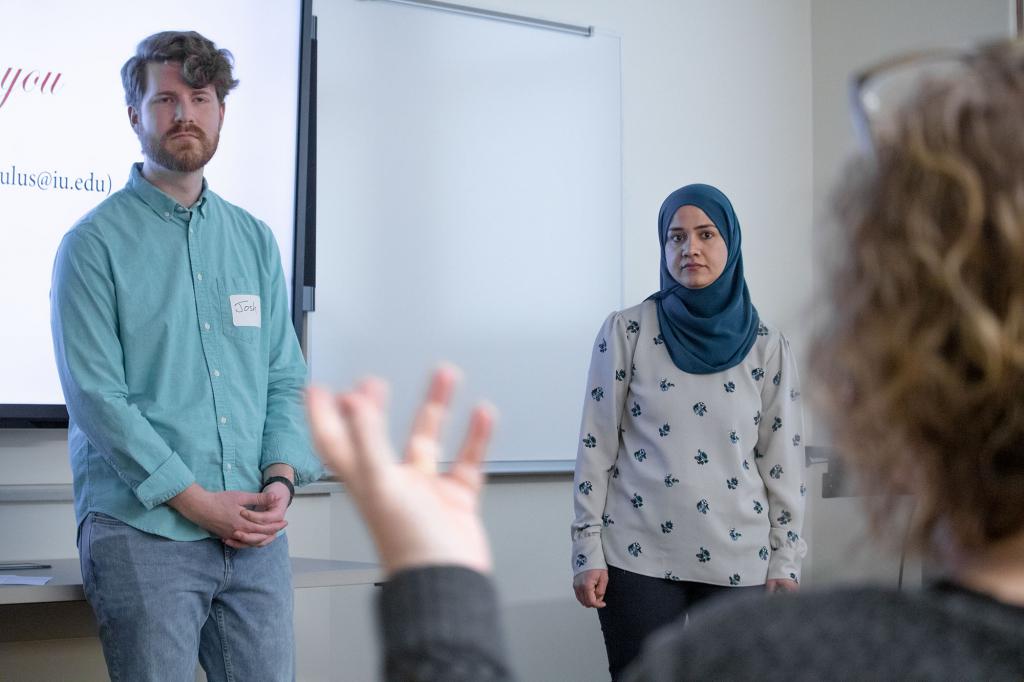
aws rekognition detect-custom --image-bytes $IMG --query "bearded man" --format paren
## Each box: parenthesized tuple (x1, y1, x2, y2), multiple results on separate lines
(50, 31, 320, 682)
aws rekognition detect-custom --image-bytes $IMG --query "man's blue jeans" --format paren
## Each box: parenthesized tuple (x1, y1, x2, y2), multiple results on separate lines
(79, 511, 294, 681)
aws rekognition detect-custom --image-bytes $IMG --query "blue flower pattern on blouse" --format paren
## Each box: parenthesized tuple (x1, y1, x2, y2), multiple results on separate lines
(574, 309, 804, 590)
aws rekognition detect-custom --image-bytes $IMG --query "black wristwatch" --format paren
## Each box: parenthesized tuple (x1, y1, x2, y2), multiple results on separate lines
(262, 475, 295, 506)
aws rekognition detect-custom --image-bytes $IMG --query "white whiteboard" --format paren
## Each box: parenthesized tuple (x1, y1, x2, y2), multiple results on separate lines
(311, 0, 622, 461)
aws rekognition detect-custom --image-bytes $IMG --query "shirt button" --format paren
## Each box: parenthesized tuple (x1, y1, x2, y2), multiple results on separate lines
(196, 272, 203, 281)
(163, 211, 170, 218)
(203, 322, 211, 331)
(212, 369, 221, 377)
(220, 416, 228, 424)
(225, 463, 232, 471)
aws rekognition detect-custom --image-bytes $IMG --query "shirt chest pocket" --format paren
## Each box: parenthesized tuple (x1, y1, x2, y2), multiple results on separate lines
(217, 277, 261, 344)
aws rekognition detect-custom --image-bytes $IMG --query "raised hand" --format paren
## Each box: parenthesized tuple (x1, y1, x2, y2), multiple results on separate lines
(306, 365, 495, 575)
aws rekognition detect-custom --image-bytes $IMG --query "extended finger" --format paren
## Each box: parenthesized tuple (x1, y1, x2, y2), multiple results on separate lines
(406, 365, 460, 473)
(339, 392, 394, 476)
(306, 386, 356, 479)
(448, 402, 495, 490)
(356, 377, 390, 412)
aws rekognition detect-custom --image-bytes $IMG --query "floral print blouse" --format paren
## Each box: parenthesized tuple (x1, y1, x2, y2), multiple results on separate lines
(571, 300, 807, 586)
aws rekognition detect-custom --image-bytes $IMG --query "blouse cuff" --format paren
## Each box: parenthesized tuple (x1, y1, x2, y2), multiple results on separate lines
(570, 527, 606, 575)
(767, 527, 806, 582)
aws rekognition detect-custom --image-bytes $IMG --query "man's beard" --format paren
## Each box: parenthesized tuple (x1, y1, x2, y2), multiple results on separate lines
(141, 123, 219, 173)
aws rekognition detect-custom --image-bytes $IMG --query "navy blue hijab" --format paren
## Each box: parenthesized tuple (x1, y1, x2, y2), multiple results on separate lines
(650, 184, 759, 374)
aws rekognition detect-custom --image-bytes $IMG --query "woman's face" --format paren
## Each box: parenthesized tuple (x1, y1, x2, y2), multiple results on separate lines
(664, 205, 728, 289)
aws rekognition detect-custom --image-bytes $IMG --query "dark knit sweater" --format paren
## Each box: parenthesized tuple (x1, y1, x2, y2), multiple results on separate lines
(379, 566, 512, 681)
(625, 581, 1024, 681)
(379, 568, 1024, 681)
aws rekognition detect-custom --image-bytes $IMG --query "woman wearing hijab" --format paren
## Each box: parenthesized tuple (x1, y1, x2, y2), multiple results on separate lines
(569, 183, 807, 679)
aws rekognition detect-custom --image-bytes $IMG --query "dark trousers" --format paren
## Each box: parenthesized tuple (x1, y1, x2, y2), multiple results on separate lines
(597, 565, 760, 681)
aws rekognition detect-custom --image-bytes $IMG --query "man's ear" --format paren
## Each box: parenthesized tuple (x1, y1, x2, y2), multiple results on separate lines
(128, 105, 140, 132)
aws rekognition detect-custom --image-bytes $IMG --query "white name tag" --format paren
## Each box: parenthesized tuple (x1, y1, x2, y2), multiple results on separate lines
(229, 294, 261, 327)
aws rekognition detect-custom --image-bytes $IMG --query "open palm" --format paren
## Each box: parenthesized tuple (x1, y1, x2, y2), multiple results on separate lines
(307, 366, 495, 575)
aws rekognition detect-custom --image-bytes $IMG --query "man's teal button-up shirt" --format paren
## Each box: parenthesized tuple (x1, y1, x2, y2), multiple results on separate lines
(51, 164, 321, 540)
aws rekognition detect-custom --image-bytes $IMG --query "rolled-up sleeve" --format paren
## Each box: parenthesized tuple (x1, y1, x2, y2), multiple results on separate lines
(51, 229, 195, 509)
(754, 333, 807, 582)
(259, 231, 322, 485)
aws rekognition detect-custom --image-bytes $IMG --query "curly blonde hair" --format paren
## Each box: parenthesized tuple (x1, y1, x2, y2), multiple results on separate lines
(812, 41, 1024, 552)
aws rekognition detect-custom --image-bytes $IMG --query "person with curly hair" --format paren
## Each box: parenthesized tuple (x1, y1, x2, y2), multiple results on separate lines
(51, 31, 320, 680)
(305, 36, 1024, 682)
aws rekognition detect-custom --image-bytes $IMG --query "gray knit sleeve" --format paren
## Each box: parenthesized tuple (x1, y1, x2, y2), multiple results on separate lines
(379, 566, 514, 681)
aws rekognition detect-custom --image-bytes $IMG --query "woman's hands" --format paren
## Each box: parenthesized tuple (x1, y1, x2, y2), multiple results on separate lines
(573, 568, 609, 608)
(306, 365, 495, 576)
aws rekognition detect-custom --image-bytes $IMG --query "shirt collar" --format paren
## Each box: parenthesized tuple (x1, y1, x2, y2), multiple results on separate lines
(126, 162, 210, 221)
